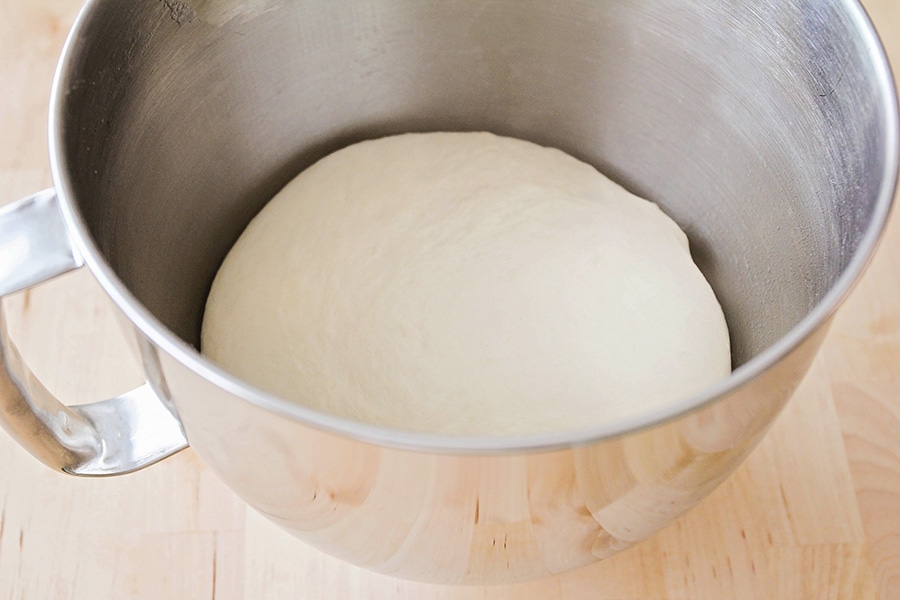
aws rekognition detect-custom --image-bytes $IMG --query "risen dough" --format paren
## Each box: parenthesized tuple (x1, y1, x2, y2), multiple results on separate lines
(202, 132, 731, 435)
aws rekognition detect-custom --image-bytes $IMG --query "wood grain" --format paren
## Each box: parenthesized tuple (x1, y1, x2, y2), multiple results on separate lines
(1, 0, 898, 598)
(825, 200, 900, 599)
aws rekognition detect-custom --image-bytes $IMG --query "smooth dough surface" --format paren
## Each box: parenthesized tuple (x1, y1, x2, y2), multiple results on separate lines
(202, 132, 731, 435)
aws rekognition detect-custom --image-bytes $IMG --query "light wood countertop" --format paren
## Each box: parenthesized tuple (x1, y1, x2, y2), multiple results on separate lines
(1, 1, 899, 597)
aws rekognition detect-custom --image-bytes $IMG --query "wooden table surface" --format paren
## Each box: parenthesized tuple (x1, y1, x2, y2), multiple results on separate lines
(2, 1, 899, 598)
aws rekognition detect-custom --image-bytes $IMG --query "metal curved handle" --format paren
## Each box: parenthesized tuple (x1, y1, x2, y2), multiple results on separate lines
(0, 189, 187, 476)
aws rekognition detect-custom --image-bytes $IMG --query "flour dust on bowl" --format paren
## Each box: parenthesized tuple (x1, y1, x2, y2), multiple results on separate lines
(0, 0, 896, 585)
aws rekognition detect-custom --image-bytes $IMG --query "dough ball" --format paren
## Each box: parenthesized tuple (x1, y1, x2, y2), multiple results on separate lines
(202, 132, 731, 435)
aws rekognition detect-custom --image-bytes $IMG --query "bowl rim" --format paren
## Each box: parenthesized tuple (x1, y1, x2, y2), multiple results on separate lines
(47, 0, 900, 454)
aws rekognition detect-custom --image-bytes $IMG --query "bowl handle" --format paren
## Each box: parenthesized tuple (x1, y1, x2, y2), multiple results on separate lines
(0, 189, 188, 476)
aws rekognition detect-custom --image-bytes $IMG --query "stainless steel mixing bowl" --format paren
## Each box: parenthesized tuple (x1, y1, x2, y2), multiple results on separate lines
(0, 0, 897, 584)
